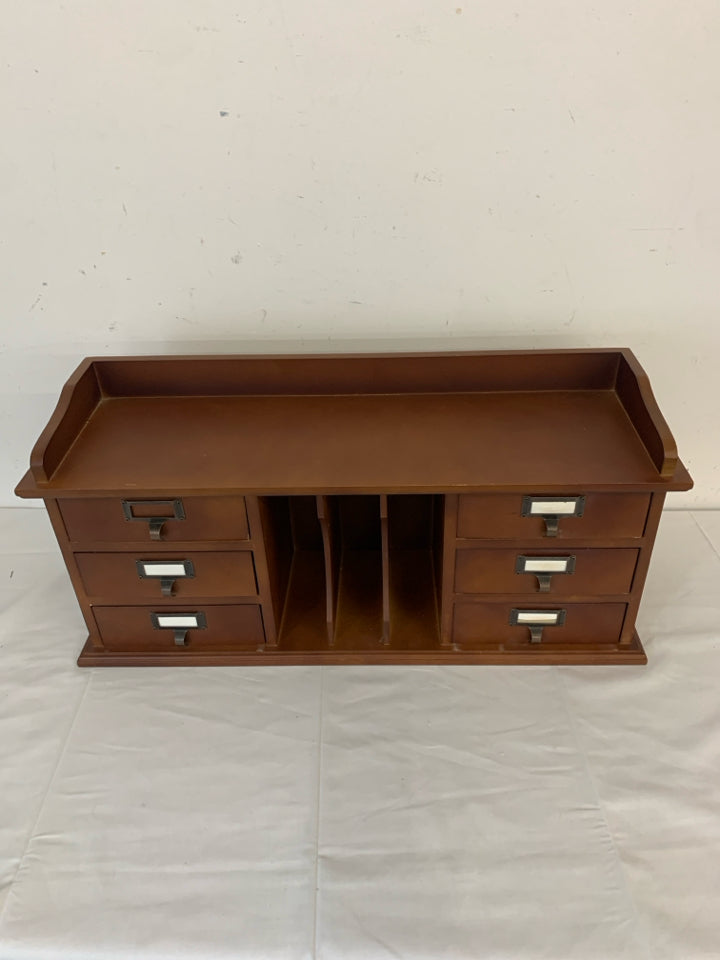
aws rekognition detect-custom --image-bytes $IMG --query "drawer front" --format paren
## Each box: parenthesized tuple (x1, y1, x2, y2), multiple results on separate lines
(455, 548, 639, 596)
(456, 493, 650, 540)
(93, 604, 265, 653)
(452, 602, 627, 648)
(59, 496, 249, 543)
(75, 551, 257, 600)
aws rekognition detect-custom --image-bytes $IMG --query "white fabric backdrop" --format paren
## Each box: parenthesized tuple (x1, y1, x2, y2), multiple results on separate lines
(1, 508, 719, 959)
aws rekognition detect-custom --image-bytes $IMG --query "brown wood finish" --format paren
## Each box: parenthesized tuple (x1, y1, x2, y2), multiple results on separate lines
(380, 495, 391, 645)
(246, 495, 290, 647)
(274, 549, 327, 651)
(317, 495, 340, 646)
(59, 496, 249, 543)
(456, 493, 651, 540)
(15, 350, 692, 667)
(43, 498, 104, 651)
(616, 349, 678, 478)
(76, 630, 648, 666)
(454, 548, 639, 597)
(385, 495, 442, 648)
(27, 392, 670, 495)
(74, 551, 257, 601)
(440, 495, 459, 647)
(329, 496, 384, 649)
(387, 549, 441, 649)
(618, 491, 667, 645)
(92, 351, 621, 398)
(432, 493, 445, 628)
(452, 602, 628, 649)
(30, 358, 99, 483)
(333, 548, 384, 649)
(49, 538, 254, 554)
(263, 495, 330, 650)
(243, 495, 278, 646)
(17, 350, 692, 498)
(92, 604, 265, 653)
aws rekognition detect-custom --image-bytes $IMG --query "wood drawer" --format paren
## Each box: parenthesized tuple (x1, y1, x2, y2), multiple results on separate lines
(93, 604, 265, 653)
(456, 493, 650, 540)
(454, 548, 639, 596)
(452, 601, 627, 648)
(59, 496, 249, 543)
(75, 551, 257, 601)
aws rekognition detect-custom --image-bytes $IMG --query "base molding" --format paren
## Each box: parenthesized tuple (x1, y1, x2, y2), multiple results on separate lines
(77, 632, 647, 667)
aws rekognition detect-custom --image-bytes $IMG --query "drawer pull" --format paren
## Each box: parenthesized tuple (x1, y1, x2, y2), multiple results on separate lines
(122, 499, 186, 540)
(136, 560, 195, 597)
(510, 608, 566, 643)
(150, 611, 207, 647)
(521, 496, 585, 538)
(515, 555, 576, 593)
(149, 519, 166, 541)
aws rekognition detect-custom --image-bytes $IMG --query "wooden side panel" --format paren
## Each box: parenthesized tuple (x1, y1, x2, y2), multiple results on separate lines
(43, 499, 104, 650)
(619, 491, 667, 645)
(30, 359, 101, 482)
(615, 350, 678, 478)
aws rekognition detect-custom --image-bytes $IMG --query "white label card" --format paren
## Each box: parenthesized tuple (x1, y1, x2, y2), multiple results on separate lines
(516, 611, 561, 624)
(155, 615, 200, 628)
(140, 563, 188, 577)
(529, 500, 579, 515)
(522, 558, 570, 573)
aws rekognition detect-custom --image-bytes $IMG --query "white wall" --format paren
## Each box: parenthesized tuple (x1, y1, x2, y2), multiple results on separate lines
(2, 0, 718, 506)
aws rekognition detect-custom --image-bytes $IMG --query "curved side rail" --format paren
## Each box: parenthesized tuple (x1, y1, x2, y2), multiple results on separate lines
(29, 358, 101, 483)
(615, 349, 678, 478)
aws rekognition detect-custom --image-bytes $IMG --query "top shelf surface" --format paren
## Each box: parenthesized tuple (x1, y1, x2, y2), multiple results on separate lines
(17, 350, 692, 496)
(47, 390, 660, 493)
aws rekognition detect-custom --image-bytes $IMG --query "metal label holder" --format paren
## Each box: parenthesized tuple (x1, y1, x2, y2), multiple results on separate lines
(510, 608, 567, 644)
(136, 559, 196, 596)
(521, 496, 586, 538)
(515, 554, 576, 592)
(150, 610, 207, 647)
(122, 499, 186, 540)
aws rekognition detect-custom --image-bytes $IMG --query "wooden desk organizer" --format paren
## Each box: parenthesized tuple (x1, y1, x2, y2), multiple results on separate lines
(15, 349, 692, 666)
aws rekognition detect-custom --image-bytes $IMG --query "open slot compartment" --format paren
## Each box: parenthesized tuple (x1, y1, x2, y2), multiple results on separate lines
(319, 495, 385, 649)
(260, 496, 328, 650)
(265, 494, 444, 652)
(385, 495, 443, 649)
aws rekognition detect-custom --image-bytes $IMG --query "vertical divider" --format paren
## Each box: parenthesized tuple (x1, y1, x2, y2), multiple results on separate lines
(440, 494, 458, 647)
(316, 495, 339, 646)
(380, 494, 390, 645)
(245, 495, 280, 648)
